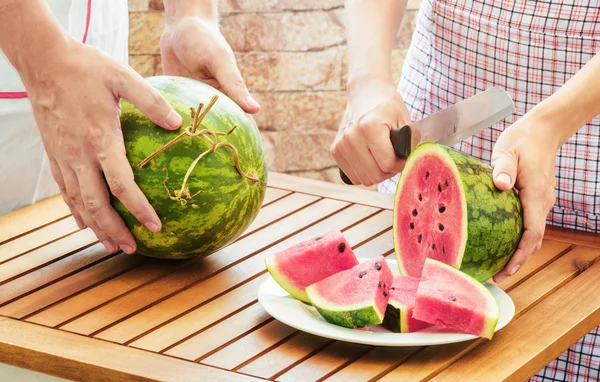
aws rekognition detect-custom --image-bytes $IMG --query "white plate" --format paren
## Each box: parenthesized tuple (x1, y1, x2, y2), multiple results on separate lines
(258, 258, 515, 346)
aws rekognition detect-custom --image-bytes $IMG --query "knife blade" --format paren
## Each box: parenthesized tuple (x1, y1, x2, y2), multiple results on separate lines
(339, 87, 515, 185)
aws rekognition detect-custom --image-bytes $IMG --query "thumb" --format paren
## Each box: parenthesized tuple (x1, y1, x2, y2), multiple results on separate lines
(212, 55, 260, 114)
(491, 150, 518, 191)
(116, 66, 183, 131)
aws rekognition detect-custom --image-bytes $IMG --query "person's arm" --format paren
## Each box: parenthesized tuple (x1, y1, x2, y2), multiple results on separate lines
(0, 0, 183, 255)
(160, 0, 259, 113)
(330, 0, 411, 187)
(491, 52, 600, 283)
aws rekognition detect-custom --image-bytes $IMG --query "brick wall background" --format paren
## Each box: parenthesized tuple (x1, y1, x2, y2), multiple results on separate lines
(127, 0, 421, 185)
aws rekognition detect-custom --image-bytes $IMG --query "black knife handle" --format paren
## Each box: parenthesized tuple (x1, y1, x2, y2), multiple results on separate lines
(339, 125, 412, 185)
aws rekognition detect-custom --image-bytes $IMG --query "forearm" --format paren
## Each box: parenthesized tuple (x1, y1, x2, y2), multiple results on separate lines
(0, 0, 72, 79)
(163, 0, 218, 25)
(345, 0, 407, 91)
(528, 52, 600, 149)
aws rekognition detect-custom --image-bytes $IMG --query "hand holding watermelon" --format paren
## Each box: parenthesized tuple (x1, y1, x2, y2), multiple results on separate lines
(490, 116, 559, 283)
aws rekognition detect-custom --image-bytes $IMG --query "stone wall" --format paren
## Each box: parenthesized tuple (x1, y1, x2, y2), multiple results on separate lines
(127, 0, 421, 185)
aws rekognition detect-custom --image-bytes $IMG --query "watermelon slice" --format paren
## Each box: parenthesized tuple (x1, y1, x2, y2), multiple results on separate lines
(382, 275, 431, 333)
(305, 256, 393, 328)
(265, 230, 359, 303)
(393, 142, 523, 282)
(413, 258, 500, 339)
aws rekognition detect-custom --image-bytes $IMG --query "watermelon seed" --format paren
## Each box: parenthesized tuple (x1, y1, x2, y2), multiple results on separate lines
(418, 234, 423, 243)
(439, 206, 446, 213)
(439, 224, 444, 231)
(449, 297, 456, 302)
(338, 243, 346, 253)
(445, 179, 449, 187)
(378, 281, 383, 287)
(437, 183, 442, 192)
(432, 243, 436, 250)
(390, 287, 396, 291)
(410, 222, 415, 230)
(418, 194, 422, 202)
(442, 246, 446, 255)
(315, 236, 323, 241)
(426, 171, 430, 179)
(359, 271, 367, 278)
(383, 291, 388, 297)
(412, 209, 418, 216)
(375, 262, 382, 270)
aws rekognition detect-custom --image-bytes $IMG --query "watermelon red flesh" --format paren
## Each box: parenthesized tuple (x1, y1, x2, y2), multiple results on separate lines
(382, 275, 431, 333)
(412, 258, 499, 339)
(305, 256, 393, 328)
(394, 151, 465, 278)
(265, 230, 358, 303)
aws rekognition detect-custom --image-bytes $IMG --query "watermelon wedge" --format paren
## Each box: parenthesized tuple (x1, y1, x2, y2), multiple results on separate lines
(413, 258, 500, 339)
(393, 142, 523, 282)
(265, 230, 359, 303)
(305, 256, 393, 328)
(382, 275, 431, 333)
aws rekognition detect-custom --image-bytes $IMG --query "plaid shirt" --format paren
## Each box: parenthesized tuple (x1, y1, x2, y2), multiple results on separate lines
(380, 0, 600, 380)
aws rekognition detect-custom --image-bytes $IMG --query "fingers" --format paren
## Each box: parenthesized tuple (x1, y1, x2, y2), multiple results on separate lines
(211, 51, 260, 114)
(115, 66, 183, 131)
(491, 148, 518, 191)
(48, 155, 86, 229)
(493, 186, 548, 284)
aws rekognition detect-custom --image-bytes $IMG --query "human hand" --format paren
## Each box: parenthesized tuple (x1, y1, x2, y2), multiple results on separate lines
(491, 115, 558, 283)
(330, 80, 411, 187)
(20, 41, 183, 254)
(160, 16, 259, 114)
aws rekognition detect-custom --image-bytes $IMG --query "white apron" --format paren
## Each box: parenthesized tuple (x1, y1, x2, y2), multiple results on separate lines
(388, 1, 600, 380)
(0, 0, 129, 215)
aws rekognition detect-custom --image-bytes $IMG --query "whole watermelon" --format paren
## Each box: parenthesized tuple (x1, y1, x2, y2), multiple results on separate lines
(111, 76, 267, 259)
(393, 142, 523, 282)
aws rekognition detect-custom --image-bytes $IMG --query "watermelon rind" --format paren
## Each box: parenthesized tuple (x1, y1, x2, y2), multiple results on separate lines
(393, 142, 523, 282)
(112, 76, 267, 259)
(417, 258, 500, 339)
(381, 299, 410, 333)
(305, 284, 385, 328)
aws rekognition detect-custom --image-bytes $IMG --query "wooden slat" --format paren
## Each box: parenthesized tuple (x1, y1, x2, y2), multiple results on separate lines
(0, 195, 70, 245)
(202, 318, 299, 370)
(0, 217, 79, 264)
(0, 253, 144, 319)
(153, 210, 391, 359)
(431, 259, 600, 381)
(26, 258, 182, 328)
(378, 245, 600, 381)
(237, 332, 332, 379)
(0, 229, 98, 284)
(241, 192, 319, 236)
(60, 199, 350, 337)
(342, 210, 392, 245)
(95, 203, 377, 345)
(168, 302, 273, 361)
(130, 275, 268, 352)
(544, 225, 600, 248)
(275, 341, 372, 381)
(353, 229, 394, 259)
(0, 243, 112, 307)
(325, 346, 419, 381)
(0, 317, 259, 382)
(262, 187, 292, 205)
(267, 172, 395, 210)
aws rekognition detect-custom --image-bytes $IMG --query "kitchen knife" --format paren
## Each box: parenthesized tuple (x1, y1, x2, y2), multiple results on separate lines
(339, 87, 516, 185)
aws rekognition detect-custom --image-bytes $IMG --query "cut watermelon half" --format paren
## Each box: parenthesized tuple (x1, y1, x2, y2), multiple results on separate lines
(413, 258, 500, 339)
(382, 275, 431, 333)
(305, 256, 393, 329)
(265, 230, 358, 303)
(393, 143, 523, 283)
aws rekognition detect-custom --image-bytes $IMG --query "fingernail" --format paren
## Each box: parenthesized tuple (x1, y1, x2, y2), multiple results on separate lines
(495, 274, 507, 283)
(101, 240, 116, 253)
(497, 173, 511, 187)
(146, 222, 161, 233)
(120, 245, 134, 254)
(74, 217, 86, 230)
(510, 264, 521, 275)
(245, 95, 259, 110)
(165, 109, 182, 129)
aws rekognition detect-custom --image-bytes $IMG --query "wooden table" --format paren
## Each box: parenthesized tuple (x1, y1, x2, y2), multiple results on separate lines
(0, 172, 598, 381)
